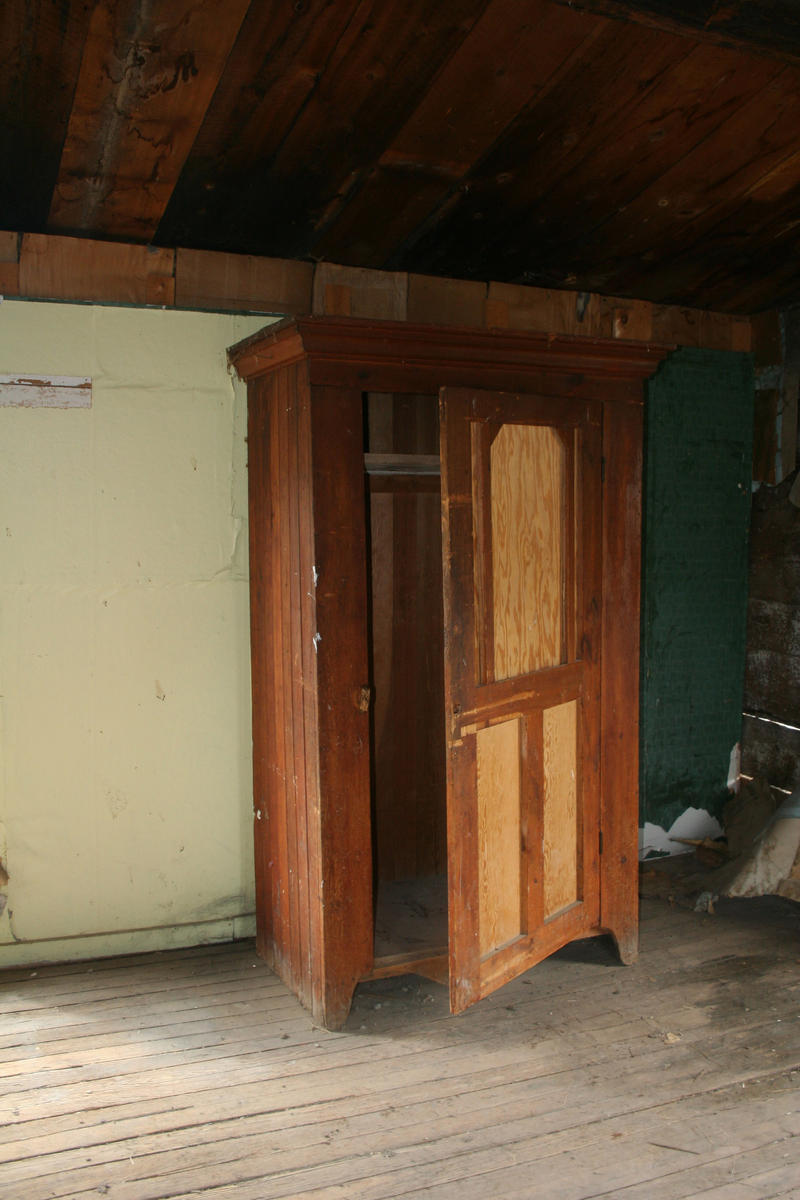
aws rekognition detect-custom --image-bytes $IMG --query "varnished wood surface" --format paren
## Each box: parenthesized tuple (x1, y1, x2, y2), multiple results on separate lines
(240, 321, 665, 1026)
(308, 386, 374, 1028)
(599, 401, 643, 964)
(2, 894, 799, 1198)
(246, 366, 373, 1030)
(229, 316, 674, 392)
(247, 365, 320, 1004)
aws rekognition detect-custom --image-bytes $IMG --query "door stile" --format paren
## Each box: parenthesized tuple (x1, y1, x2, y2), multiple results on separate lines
(445, 734, 481, 1013)
(523, 708, 545, 936)
(441, 388, 482, 1014)
(470, 422, 495, 685)
(577, 408, 604, 932)
(563, 429, 577, 665)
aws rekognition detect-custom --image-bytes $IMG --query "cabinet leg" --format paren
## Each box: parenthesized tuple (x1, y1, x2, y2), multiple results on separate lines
(313, 981, 357, 1032)
(608, 924, 639, 965)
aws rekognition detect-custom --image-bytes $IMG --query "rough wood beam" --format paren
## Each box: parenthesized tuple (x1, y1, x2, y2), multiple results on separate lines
(175, 249, 313, 315)
(407, 275, 487, 327)
(550, 0, 800, 64)
(486, 281, 751, 351)
(48, 0, 250, 241)
(3, 230, 752, 352)
(312, 264, 409, 321)
(0, 232, 20, 296)
(19, 233, 174, 306)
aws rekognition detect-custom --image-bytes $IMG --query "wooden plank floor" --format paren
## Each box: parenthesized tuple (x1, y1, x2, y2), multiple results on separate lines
(1, 894, 799, 1200)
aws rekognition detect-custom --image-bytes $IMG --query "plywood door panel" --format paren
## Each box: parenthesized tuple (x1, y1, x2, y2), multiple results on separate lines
(490, 423, 566, 679)
(476, 717, 523, 956)
(542, 699, 578, 919)
(442, 387, 602, 1014)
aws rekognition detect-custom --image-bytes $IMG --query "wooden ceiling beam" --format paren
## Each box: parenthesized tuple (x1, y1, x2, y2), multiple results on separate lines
(550, 0, 800, 65)
(48, 0, 250, 241)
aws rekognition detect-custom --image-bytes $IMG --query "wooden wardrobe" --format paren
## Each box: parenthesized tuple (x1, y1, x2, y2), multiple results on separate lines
(229, 316, 670, 1031)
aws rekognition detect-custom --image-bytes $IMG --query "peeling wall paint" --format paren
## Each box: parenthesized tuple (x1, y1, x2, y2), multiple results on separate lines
(639, 807, 725, 859)
(0, 373, 92, 408)
(0, 300, 271, 965)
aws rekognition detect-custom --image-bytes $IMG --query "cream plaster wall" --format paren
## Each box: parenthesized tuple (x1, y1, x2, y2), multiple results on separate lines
(0, 300, 271, 965)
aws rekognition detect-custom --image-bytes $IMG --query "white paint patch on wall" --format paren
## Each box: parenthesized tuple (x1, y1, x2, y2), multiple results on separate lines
(639, 806, 725, 858)
(0, 373, 92, 408)
(0, 300, 274, 966)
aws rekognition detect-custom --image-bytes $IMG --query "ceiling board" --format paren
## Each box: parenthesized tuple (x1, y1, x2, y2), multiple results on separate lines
(391, 22, 705, 279)
(3, 0, 800, 312)
(311, 0, 607, 263)
(573, 65, 800, 302)
(48, 0, 251, 240)
(0, 0, 94, 231)
(552, 0, 800, 65)
(160, 0, 491, 256)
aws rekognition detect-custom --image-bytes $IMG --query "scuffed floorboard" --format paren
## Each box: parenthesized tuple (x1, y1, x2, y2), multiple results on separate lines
(0, 895, 798, 1199)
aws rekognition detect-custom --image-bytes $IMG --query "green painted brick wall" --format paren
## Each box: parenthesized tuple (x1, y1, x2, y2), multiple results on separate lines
(641, 347, 754, 832)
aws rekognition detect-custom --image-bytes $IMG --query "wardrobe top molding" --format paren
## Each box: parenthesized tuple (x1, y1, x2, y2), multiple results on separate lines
(228, 316, 675, 401)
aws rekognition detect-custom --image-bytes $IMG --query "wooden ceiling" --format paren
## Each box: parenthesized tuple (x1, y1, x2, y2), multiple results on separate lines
(4, 0, 800, 314)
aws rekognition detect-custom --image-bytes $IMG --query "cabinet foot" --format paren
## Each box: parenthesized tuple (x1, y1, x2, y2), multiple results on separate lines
(313, 983, 357, 1032)
(608, 926, 639, 965)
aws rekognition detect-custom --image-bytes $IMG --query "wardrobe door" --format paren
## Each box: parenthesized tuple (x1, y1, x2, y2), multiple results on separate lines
(440, 388, 603, 1013)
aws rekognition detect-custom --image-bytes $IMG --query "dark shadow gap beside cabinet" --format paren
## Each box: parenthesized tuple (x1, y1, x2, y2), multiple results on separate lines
(229, 317, 672, 1030)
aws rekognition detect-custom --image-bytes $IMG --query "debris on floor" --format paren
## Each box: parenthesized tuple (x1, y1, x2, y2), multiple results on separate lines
(725, 787, 800, 899)
(640, 778, 800, 911)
